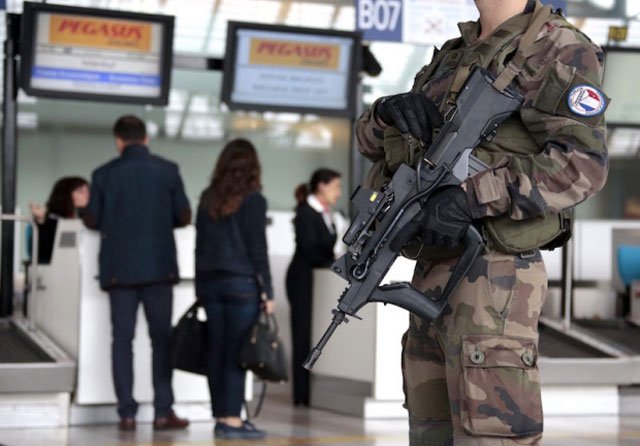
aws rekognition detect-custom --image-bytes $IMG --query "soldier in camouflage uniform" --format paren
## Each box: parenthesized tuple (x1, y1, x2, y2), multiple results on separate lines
(355, 1, 609, 445)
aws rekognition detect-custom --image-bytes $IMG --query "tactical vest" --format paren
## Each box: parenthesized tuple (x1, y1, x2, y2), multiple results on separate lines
(372, 3, 575, 257)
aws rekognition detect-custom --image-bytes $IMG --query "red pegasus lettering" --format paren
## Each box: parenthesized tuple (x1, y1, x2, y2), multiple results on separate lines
(128, 26, 143, 40)
(257, 41, 277, 55)
(57, 19, 80, 33)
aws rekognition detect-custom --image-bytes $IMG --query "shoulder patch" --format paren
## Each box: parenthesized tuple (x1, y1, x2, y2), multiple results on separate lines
(567, 84, 606, 117)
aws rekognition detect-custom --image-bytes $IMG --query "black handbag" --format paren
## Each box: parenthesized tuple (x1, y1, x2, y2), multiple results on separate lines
(170, 300, 208, 376)
(239, 310, 289, 383)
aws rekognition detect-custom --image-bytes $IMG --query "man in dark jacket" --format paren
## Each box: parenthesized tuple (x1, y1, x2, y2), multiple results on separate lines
(84, 115, 191, 431)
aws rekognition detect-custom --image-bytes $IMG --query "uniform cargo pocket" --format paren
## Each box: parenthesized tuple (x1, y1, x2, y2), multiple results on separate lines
(460, 335, 543, 438)
(532, 60, 575, 115)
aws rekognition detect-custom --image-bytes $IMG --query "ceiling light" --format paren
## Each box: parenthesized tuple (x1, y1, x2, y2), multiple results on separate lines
(285, 2, 335, 28)
(334, 5, 356, 31)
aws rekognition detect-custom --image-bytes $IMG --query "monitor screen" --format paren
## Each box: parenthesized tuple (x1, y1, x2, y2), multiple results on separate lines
(602, 48, 640, 127)
(20, 2, 174, 105)
(221, 22, 361, 117)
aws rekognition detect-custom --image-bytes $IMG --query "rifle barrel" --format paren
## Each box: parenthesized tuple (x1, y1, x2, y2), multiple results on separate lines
(303, 310, 347, 370)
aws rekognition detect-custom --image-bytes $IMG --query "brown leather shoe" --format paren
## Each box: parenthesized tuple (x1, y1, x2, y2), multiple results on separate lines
(118, 417, 136, 431)
(153, 410, 189, 430)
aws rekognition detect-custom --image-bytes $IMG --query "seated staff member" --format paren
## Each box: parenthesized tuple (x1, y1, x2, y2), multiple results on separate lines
(286, 168, 342, 407)
(29, 176, 89, 264)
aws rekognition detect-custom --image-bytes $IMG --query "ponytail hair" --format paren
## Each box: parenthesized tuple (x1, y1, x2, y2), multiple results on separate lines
(295, 183, 309, 205)
(293, 168, 341, 206)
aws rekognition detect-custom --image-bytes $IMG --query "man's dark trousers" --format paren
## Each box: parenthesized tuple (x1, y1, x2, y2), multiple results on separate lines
(109, 284, 174, 418)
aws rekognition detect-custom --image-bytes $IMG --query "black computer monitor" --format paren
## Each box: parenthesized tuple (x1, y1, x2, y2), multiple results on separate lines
(221, 21, 361, 118)
(20, 2, 174, 105)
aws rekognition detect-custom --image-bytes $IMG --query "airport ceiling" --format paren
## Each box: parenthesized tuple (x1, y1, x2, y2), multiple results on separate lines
(2, 0, 640, 155)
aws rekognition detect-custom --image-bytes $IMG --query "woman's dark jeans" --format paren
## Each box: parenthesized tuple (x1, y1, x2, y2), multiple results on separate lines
(201, 275, 260, 418)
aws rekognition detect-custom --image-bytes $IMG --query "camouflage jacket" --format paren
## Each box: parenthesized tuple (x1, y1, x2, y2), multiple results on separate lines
(356, 2, 608, 224)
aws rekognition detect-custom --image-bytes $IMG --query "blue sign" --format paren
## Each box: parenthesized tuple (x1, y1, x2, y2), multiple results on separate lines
(356, 0, 403, 42)
(0, 0, 6, 10)
(541, 0, 567, 11)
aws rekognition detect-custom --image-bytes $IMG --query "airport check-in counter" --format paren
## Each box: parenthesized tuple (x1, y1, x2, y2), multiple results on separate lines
(310, 220, 640, 419)
(17, 216, 640, 423)
(32, 219, 215, 423)
(28, 210, 325, 425)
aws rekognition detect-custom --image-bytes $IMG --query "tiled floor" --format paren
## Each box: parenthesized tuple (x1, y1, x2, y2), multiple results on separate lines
(1, 395, 639, 446)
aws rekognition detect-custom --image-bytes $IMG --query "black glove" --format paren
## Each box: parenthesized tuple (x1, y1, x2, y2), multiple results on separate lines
(390, 187, 476, 252)
(420, 187, 475, 249)
(376, 93, 442, 145)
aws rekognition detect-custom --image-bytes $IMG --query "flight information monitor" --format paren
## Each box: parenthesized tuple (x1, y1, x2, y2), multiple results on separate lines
(222, 22, 361, 117)
(20, 2, 174, 105)
(602, 47, 640, 127)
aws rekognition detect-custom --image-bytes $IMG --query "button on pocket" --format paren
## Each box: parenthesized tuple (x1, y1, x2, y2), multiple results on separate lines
(470, 351, 485, 365)
(521, 351, 535, 367)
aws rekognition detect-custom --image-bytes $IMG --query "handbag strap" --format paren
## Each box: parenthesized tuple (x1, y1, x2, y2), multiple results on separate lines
(257, 309, 279, 334)
(180, 300, 201, 322)
(243, 381, 268, 420)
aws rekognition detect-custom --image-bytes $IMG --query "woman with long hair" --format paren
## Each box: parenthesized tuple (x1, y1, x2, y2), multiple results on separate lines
(285, 168, 341, 407)
(195, 138, 273, 440)
(30, 176, 89, 263)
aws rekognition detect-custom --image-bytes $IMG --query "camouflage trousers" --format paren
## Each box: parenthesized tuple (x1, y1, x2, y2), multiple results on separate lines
(402, 250, 547, 446)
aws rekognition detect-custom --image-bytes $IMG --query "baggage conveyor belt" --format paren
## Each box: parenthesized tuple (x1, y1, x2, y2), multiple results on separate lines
(0, 323, 54, 363)
(537, 316, 640, 386)
(0, 318, 76, 393)
(573, 319, 640, 355)
(538, 322, 611, 358)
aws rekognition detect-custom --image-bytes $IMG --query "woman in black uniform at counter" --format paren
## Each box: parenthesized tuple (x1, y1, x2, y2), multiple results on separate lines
(286, 168, 342, 407)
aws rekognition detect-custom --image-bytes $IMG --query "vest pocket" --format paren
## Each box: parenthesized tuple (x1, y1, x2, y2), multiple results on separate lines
(460, 334, 543, 438)
(483, 213, 566, 254)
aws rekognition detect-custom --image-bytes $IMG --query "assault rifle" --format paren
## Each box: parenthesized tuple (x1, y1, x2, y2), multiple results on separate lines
(304, 68, 524, 370)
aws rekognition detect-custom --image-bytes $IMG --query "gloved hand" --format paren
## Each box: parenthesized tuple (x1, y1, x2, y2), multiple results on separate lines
(390, 187, 476, 252)
(420, 187, 476, 249)
(376, 92, 442, 145)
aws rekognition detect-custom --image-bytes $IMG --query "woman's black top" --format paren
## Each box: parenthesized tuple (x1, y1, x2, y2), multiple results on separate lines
(34, 213, 59, 264)
(195, 190, 273, 299)
(290, 202, 337, 269)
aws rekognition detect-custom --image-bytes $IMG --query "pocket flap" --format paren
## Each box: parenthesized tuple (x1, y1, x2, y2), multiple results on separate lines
(461, 335, 537, 369)
(532, 60, 609, 127)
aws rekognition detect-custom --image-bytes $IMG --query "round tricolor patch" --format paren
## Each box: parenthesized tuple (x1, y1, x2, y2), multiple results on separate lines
(567, 85, 606, 117)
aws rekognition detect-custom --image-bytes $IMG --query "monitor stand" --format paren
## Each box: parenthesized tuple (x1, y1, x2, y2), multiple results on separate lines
(629, 280, 640, 327)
